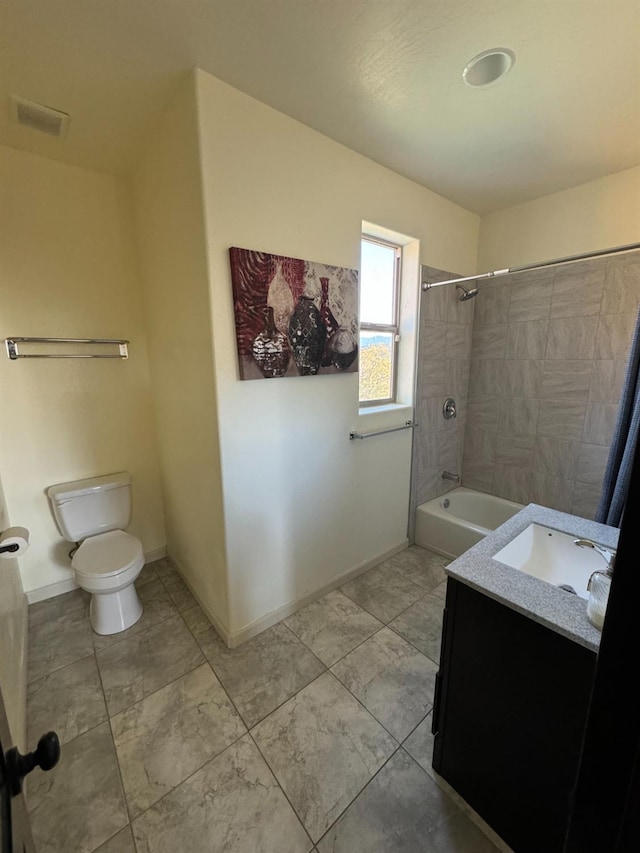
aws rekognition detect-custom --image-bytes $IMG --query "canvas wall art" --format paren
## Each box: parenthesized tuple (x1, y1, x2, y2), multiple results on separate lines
(229, 247, 359, 380)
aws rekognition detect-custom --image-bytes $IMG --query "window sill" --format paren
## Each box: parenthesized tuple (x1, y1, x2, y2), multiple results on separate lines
(358, 402, 413, 418)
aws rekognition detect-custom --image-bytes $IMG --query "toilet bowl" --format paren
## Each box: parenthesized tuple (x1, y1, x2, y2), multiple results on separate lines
(73, 529, 144, 635)
(47, 472, 145, 635)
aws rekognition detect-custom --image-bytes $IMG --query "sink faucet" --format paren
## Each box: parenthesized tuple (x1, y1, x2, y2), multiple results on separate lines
(574, 539, 616, 573)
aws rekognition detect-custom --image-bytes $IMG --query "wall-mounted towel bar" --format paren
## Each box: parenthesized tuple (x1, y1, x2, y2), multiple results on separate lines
(350, 420, 417, 440)
(5, 337, 129, 360)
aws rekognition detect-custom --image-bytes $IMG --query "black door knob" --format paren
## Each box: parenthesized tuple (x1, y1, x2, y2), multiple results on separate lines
(5, 731, 60, 796)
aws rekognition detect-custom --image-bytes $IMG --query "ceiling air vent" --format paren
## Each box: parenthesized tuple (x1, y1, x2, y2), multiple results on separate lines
(9, 95, 70, 138)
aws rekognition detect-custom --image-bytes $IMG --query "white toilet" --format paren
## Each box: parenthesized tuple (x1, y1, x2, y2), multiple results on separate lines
(47, 472, 145, 635)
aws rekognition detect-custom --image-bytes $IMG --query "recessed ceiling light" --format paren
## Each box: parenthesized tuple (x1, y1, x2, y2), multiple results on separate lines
(463, 48, 515, 88)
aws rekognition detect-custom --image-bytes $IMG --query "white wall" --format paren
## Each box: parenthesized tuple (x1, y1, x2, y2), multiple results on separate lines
(195, 70, 479, 639)
(479, 166, 640, 270)
(133, 78, 230, 632)
(0, 145, 165, 595)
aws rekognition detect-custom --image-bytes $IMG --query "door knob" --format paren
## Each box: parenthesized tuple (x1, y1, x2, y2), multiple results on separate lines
(5, 731, 60, 796)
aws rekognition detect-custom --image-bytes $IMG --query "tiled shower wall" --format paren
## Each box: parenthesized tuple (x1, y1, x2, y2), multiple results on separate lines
(410, 265, 474, 534)
(461, 252, 640, 520)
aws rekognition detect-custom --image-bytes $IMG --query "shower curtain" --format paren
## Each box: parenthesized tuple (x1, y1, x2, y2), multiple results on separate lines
(596, 307, 640, 527)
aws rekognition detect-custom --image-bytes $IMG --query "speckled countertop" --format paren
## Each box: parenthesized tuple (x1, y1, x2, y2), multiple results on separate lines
(445, 504, 619, 653)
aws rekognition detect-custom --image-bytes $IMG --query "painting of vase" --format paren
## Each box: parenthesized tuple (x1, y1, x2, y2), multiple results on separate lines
(229, 247, 359, 381)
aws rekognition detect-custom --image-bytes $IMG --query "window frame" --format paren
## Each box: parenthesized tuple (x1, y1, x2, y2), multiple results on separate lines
(359, 235, 402, 407)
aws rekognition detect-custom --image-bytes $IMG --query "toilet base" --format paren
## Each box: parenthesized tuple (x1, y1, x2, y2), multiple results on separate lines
(89, 583, 143, 635)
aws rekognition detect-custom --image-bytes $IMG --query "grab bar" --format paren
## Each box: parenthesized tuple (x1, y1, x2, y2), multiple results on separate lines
(350, 420, 417, 440)
(5, 337, 129, 360)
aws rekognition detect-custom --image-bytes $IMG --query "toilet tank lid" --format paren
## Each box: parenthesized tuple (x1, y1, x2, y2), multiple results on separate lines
(47, 472, 131, 502)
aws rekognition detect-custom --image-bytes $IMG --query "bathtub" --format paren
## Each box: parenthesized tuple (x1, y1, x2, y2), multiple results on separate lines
(414, 487, 524, 559)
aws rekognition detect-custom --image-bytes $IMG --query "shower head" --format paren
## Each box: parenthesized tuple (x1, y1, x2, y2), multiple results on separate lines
(456, 284, 479, 302)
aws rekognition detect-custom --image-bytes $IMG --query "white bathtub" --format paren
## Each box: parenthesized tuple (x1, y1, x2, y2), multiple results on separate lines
(414, 487, 524, 559)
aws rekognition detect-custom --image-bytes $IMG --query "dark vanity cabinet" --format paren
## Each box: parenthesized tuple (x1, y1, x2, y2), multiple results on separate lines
(432, 578, 597, 853)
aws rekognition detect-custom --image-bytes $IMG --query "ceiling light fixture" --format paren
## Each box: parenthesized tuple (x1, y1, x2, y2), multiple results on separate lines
(463, 48, 515, 88)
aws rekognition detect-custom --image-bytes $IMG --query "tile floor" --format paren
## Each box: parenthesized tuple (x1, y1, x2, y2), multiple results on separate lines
(25, 547, 509, 853)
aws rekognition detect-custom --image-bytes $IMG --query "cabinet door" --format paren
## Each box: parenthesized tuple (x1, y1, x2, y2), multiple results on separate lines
(433, 580, 596, 853)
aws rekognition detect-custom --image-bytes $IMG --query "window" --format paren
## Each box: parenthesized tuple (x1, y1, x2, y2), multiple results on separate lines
(359, 236, 401, 405)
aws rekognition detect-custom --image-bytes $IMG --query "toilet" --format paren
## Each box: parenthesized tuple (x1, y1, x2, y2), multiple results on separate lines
(47, 472, 144, 635)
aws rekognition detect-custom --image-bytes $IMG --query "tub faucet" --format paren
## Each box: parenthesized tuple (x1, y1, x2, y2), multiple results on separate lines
(442, 471, 460, 483)
(574, 539, 616, 573)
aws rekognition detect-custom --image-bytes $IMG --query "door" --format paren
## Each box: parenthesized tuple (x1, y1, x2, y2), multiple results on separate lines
(0, 687, 34, 853)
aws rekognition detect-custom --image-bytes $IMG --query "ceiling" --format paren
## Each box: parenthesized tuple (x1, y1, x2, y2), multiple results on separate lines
(1, 0, 639, 214)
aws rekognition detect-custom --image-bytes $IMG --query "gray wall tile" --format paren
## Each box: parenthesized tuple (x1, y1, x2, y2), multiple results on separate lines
(507, 359, 543, 398)
(529, 473, 574, 513)
(508, 272, 554, 322)
(572, 482, 601, 521)
(550, 260, 605, 318)
(546, 316, 598, 360)
(533, 436, 581, 481)
(492, 465, 531, 504)
(537, 400, 587, 440)
(421, 286, 448, 322)
(500, 397, 539, 436)
(601, 254, 640, 315)
(445, 324, 473, 360)
(418, 359, 446, 397)
(583, 402, 618, 446)
(471, 324, 507, 359)
(461, 461, 495, 492)
(463, 428, 497, 464)
(576, 444, 610, 487)
(540, 360, 593, 401)
(474, 281, 511, 325)
(589, 360, 626, 403)
(506, 320, 549, 360)
(420, 322, 447, 361)
(495, 435, 535, 468)
(467, 396, 499, 431)
(447, 286, 476, 325)
(595, 314, 637, 360)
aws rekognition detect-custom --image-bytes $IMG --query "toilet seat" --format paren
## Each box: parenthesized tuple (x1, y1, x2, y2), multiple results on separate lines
(73, 529, 144, 579)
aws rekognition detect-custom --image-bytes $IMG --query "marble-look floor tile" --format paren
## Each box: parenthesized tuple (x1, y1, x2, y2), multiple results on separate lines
(386, 547, 448, 593)
(112, 663, 246, 818)
(389, 595, 444, 664)
(340, 564, 426, 623)
(285, 590, 383, 666)
(28, 606, 95, 683)
(252, 672, 397, 843)
(136, 562, 159, 586)
(94, 826, 136, 853)
(148, 557, 179, 583)
(317, 749, 499, 853)
(132, 735, 311, 853)
(27, 721, 127, 853)
(97, 615, 205, 716)
(197, 622, 325, 727)
(331, 628, 438, 741)
(92, 578, 179, 651)
(403, 712, 436, 779)
(27, 654, 107, 746)
(181, 603, 213, 634)
(28, 588, 88, 628)
(432, 580, 448, 600)
(163, 576, 198, 612)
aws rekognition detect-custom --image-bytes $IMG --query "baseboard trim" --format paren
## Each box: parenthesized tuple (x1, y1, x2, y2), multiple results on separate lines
(164, 554, 232, 645)
(26, 576, 78, 604)
(25, 545, 168, 604)
(226, 539, 410, 648)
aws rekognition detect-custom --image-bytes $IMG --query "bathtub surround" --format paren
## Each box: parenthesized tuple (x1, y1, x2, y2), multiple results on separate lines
(409, 265, 475, 537)
(462, 252, 640, 519)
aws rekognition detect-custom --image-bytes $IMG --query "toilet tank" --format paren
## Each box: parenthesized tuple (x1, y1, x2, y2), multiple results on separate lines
(47, 472, 132, 542)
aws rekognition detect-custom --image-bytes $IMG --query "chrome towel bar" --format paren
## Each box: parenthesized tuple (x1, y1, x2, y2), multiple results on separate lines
(350, 420, 417, 440)
(5, 337, 129, 360)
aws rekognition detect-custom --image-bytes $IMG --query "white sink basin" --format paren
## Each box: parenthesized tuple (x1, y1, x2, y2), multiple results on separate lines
(493, 523, 610, 600)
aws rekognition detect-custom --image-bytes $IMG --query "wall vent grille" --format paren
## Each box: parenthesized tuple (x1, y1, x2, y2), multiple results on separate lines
(9, 95, 70, 138)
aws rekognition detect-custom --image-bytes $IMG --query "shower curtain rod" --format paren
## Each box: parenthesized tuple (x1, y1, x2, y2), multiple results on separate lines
(421, 241, 640, 291)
